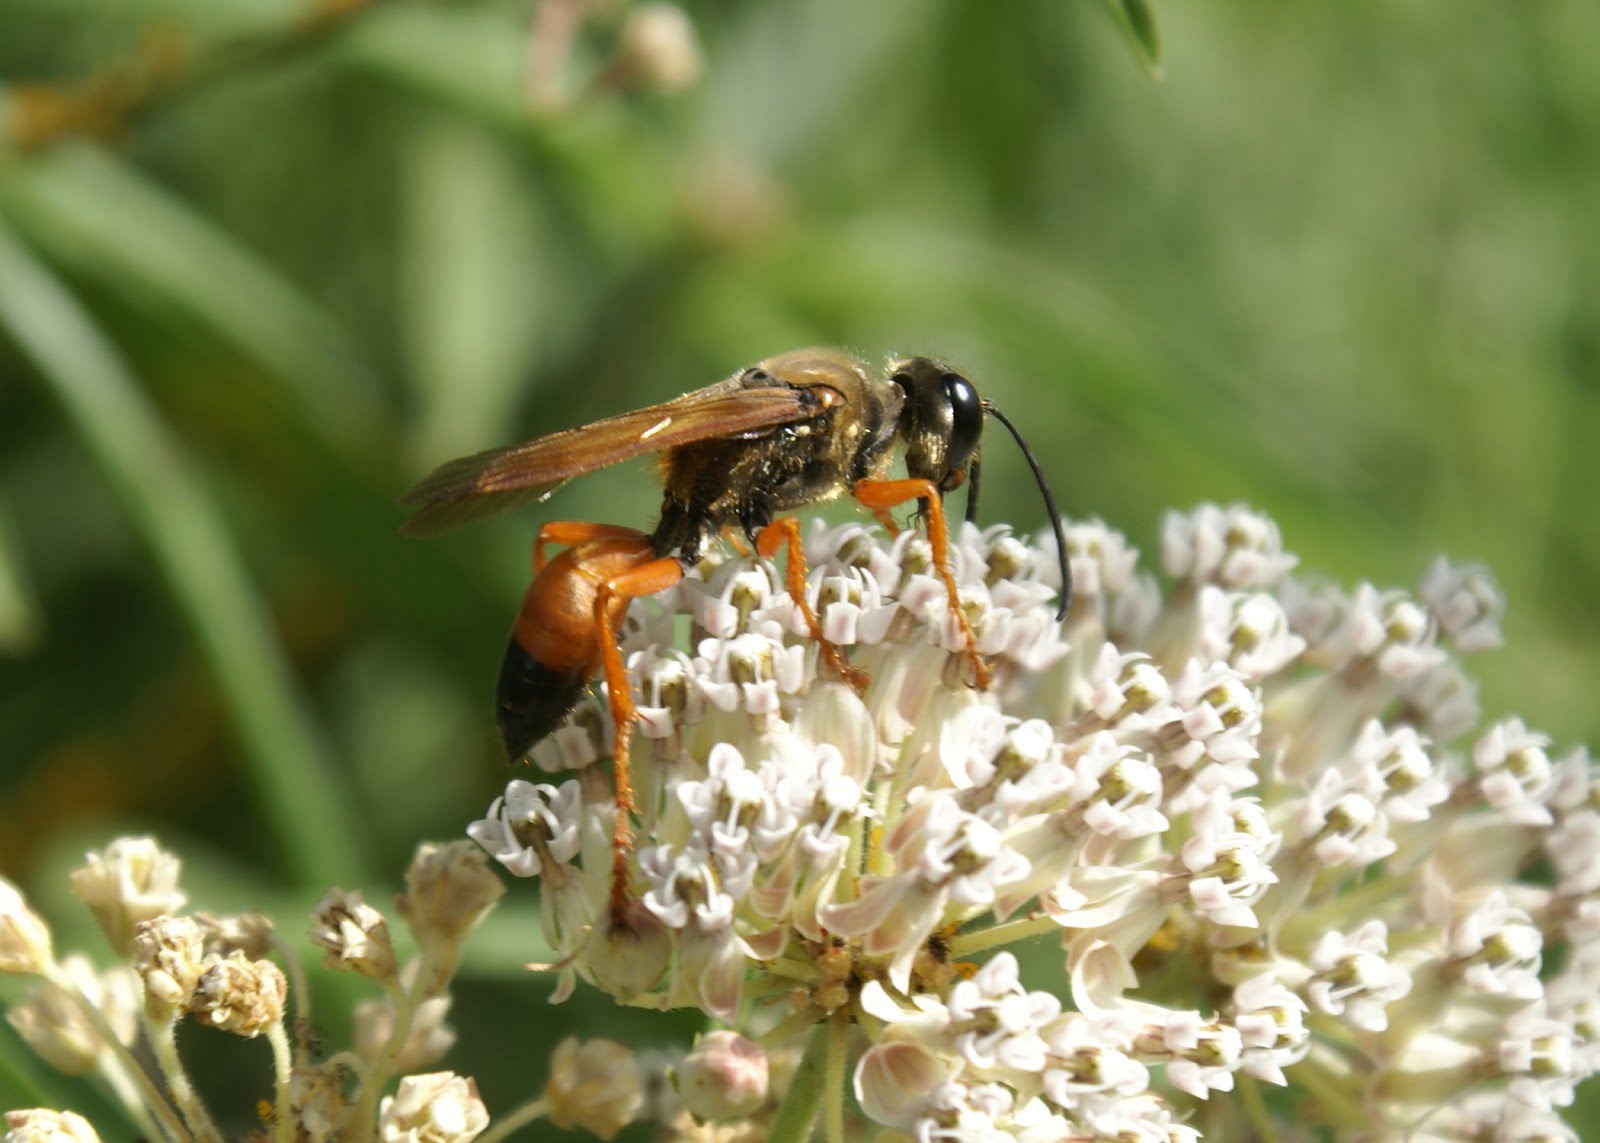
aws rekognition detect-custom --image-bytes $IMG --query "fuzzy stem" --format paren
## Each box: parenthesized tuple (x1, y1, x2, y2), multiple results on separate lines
(823, 1010, 850, 1143)
(146, 1014, 222, 1141)
(768, 1020, 831, 1143)
(268, 930, 311, 1065)
(266, 1017, 295, 1143)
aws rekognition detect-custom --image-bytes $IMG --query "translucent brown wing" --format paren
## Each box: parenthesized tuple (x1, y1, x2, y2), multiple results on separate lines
(399, 380, 818, 537)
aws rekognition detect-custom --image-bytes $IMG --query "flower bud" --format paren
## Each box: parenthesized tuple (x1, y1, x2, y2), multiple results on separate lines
(191, 951, 286, 1037)
(611, 4, 702, 94)
(676, 1031, 769, 1121)
(67, 837, 185, 958)
(0, 878, 52, 975)
(309, 889, 398, 982)
(289, 1062, 354, 1141)
(3, 1109, 102, 1143)
(197, 911, 276, 959)
(377, 1072, 487, 1143)
(544, 1038, 642, 1141)
(399, 842, 504, 970)
(133, 915, 205, 1021)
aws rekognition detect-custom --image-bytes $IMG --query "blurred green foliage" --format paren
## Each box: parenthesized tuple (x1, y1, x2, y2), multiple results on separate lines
(0, 0, 1597, 1133)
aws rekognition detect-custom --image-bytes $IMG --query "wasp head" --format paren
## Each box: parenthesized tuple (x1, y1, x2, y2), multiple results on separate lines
(892, 357, 983, 494)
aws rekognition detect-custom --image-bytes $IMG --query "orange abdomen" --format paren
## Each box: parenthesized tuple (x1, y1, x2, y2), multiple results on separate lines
(496, 537, 659, 760)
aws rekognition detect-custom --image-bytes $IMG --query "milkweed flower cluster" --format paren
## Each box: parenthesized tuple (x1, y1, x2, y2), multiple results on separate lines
(469, 505, 1600, 1141)
(5, 506, 1595, 1143)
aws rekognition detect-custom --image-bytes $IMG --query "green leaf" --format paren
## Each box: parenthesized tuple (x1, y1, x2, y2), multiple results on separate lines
(1098, 0, 1164, 78)
(0, 219, 364, 888)
(0, 495, 42, 656)
(338, 4, 529, 134)
(400, 117, 552, 465)
(0, 143, 382, 449)
(1, 0, 297, 37)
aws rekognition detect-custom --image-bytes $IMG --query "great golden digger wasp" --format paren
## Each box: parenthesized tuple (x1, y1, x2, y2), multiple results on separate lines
(401, 348, 1069, 911)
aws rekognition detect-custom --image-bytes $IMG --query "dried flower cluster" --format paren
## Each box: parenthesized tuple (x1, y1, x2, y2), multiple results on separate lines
(1, 839, 521, 1143)
(470, 506, 1599, 1140)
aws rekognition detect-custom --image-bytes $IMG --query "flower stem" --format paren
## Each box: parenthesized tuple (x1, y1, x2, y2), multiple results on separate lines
(768, 1020, 831, 1143)
(269, 930, 311, 1063)
(146, 1014, 222, 1141)
(349, 975, 421, 1137)
(477, 1096, 551, 1143)
(946, 912, 1060, 957)
(824, 1011, 849, 1143)
(758, 1009, 825, 1051)
(266, 1017, 295, 1143)
(46, 964, 191, 1142)
(763, 955, 821, 982)
(1287, 1059, 1370, 1131)
(1237, 1074, 1280, 1143)
(95, 1053, 167, 1143)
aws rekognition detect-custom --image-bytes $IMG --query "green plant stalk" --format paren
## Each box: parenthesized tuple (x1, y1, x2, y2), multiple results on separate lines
(768, 1020, 831, 1143)
(824, 1011, 849, 1143)
(475, 1096, 551, 1143)
(0, 220, 362, 888)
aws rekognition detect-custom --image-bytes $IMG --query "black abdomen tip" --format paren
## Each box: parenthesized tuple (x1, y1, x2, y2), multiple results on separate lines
(496, 639, 590, 761)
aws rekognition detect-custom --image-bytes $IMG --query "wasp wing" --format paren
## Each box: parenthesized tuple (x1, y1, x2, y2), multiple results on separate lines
(399, 380, 818, 537)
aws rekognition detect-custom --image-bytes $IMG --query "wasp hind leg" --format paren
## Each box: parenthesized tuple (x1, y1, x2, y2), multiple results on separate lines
(756, 517, 870, 693)
(593, 553, 686, 919)
(853, 478, 992, 691)
(533, 521, 650, 572)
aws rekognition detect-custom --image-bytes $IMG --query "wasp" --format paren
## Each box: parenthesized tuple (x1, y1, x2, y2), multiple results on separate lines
(401, 348, 1069, 912)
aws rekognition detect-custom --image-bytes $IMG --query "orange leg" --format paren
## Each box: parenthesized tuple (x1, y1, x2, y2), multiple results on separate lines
(853, 478, 991, 690)
(720, 525, 753, 558)
(870, 507, 901, 536)
(756, 518, 870, 693)
(534, 521, 649, 572)
(593, 553, 686, 918)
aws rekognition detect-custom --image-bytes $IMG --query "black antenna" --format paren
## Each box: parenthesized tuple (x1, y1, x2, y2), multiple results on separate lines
(983, 401, 1072, 620)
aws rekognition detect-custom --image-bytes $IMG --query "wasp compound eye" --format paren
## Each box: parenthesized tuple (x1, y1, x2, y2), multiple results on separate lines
(940, 373, 983, 492)
(895, 358, 970, 493)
